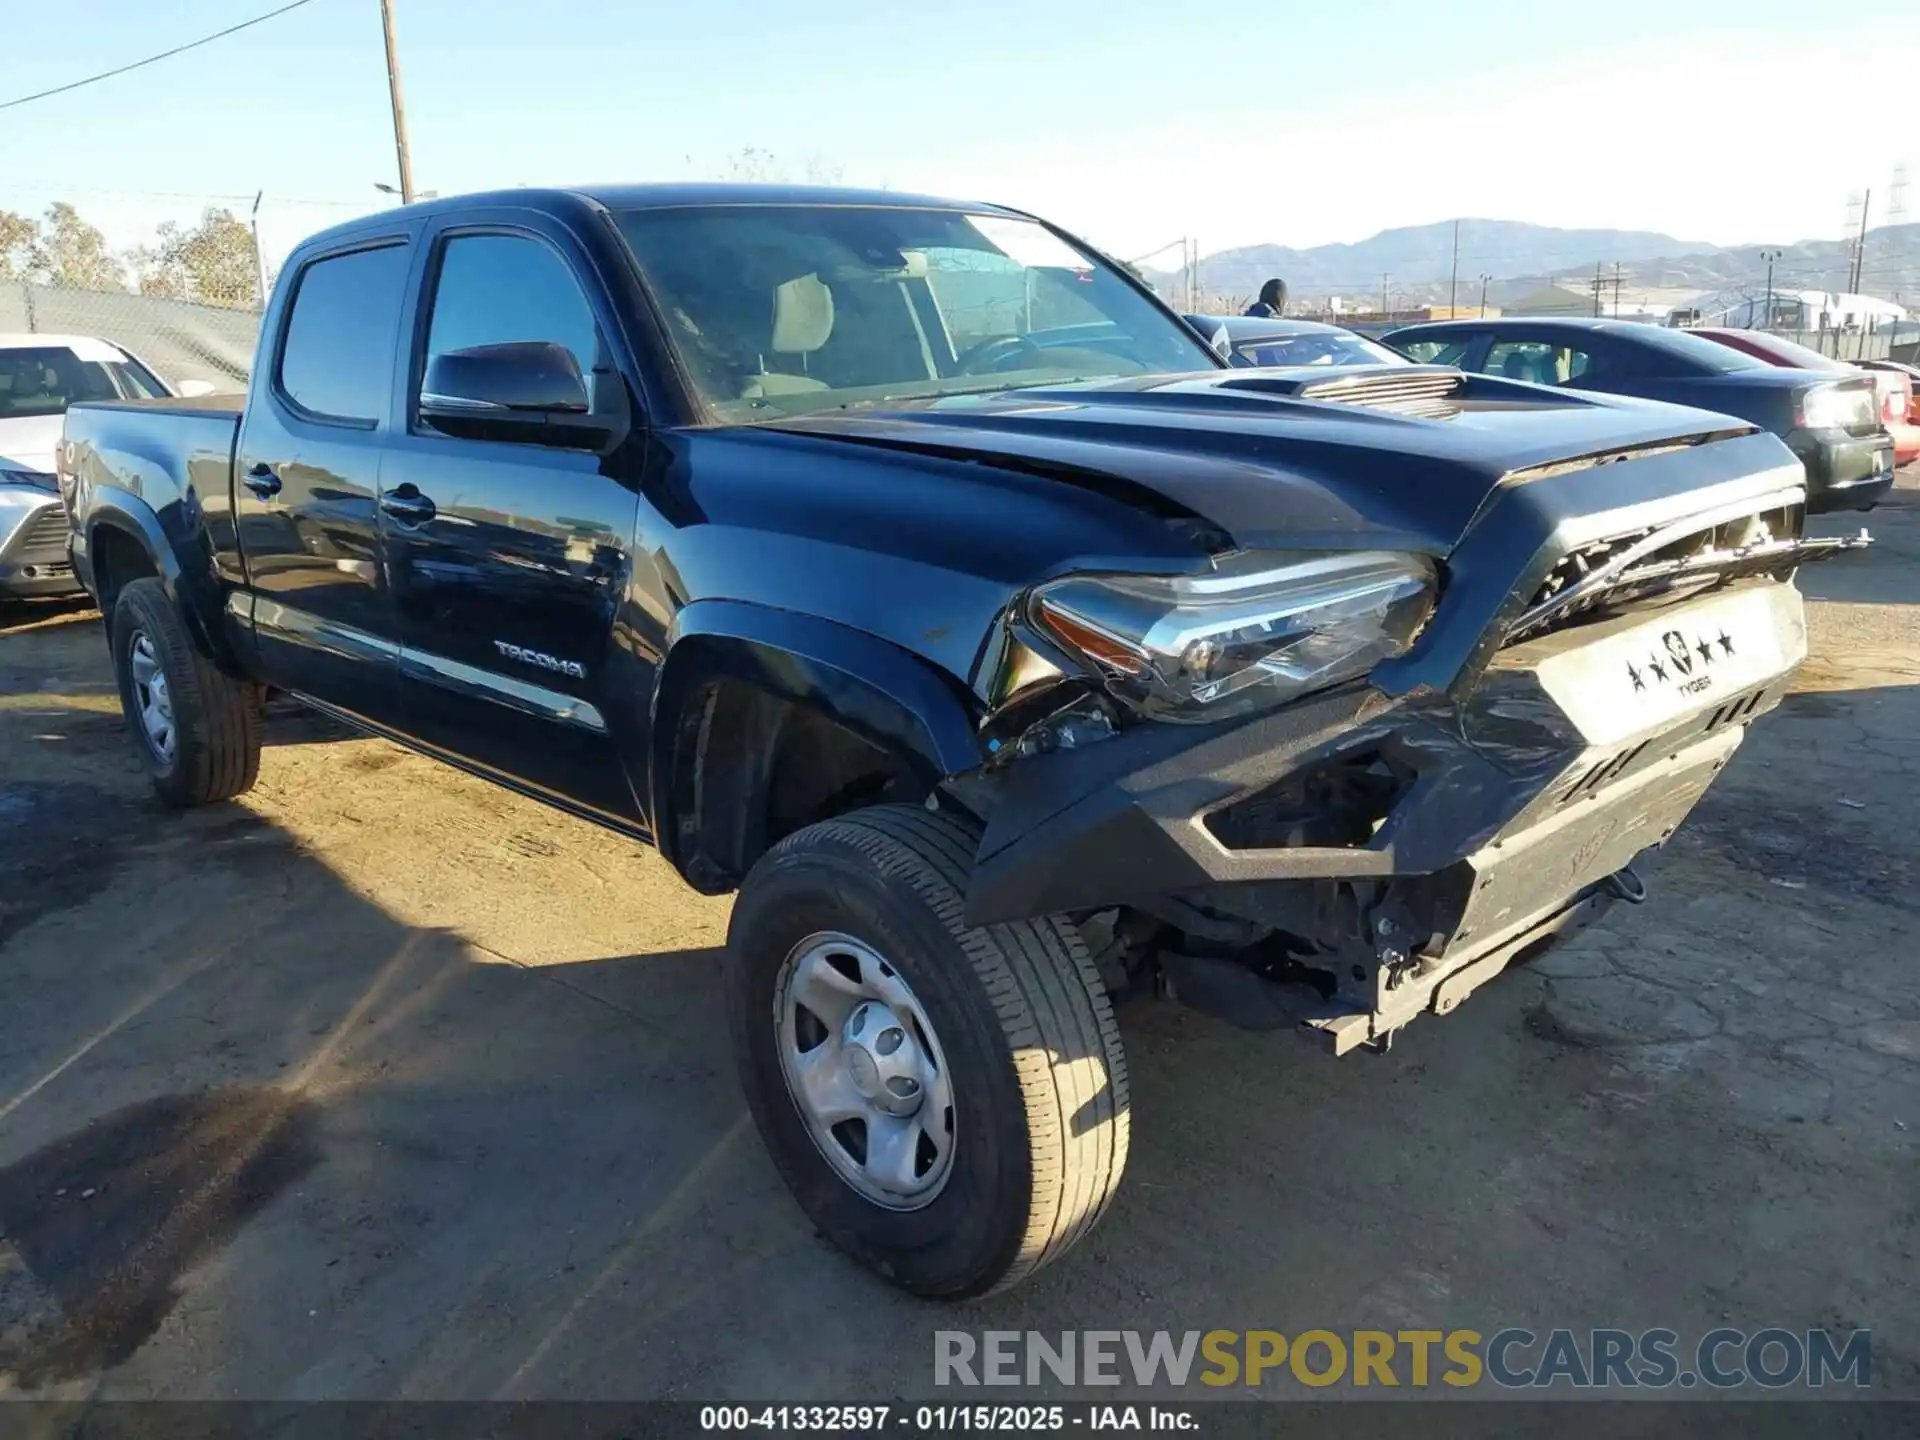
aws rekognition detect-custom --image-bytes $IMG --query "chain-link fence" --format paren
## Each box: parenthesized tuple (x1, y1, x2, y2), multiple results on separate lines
(2, 282, 260, 391)
(1, 192, 380, 393)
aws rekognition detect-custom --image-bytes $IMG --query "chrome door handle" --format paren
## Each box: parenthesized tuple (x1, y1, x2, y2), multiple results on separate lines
(379, 487, 437, 524)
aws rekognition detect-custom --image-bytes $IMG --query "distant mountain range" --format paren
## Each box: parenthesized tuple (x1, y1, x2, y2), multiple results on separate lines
(1146, 219, 1920, 310)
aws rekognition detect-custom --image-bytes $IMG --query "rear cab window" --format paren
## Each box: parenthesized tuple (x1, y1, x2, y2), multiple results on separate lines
(276, 243, 413, 425)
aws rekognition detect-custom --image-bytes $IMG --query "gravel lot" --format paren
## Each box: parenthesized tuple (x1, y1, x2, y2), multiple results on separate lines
(2, 487, 1916, 1404)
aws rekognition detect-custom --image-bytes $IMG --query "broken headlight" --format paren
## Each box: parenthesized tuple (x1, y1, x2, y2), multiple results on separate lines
(1030, 550, 1436, 722)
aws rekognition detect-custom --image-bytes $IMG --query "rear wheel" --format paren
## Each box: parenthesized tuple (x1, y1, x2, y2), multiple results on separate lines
(727, 804, 1129, 1297)
(110, 578, 262, 807)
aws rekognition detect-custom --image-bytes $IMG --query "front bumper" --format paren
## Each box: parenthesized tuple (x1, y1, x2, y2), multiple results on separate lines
(1792, 427, 1896, 511)
(0, 489, 81, 598)
(968, 581, 1807, 1051)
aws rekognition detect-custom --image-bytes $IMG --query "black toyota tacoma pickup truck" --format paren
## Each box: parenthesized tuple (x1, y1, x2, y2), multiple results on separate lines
(59, 183, 1857, 1298)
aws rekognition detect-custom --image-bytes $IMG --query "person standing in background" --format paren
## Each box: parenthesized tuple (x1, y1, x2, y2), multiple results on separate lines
(1244, 278, 1288, 318)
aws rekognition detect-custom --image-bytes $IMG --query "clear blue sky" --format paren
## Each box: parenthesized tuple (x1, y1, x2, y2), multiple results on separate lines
(3, 0, 1914, 272)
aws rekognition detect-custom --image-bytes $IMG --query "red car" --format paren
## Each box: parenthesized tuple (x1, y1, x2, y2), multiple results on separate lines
(1689, 327, 1918, 466)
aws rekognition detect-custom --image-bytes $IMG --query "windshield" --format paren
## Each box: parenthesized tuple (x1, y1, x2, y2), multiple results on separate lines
(0, 345, 165, 419)
(614, 205, 1219, 419)
(1231, 329, 1408, 368)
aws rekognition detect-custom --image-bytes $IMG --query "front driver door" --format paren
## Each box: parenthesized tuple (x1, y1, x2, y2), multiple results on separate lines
(381, 217, 644, 823)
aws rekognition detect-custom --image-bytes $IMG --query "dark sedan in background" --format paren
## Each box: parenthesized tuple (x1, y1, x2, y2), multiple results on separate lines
(1186, 315, 1408, 369)
(1384, 317, 1895, 512)
(1684, 327, 1918, 468)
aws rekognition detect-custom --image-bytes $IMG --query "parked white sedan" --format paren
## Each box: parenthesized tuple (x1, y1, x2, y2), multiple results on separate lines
(1, 334, 210, 599)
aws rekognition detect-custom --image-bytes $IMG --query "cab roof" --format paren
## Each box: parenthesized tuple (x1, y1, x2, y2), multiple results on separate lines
(294, 182, 1030, 254)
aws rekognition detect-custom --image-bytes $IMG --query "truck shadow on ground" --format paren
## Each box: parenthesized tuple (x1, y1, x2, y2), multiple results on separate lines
(1, 687, 1915, 1398)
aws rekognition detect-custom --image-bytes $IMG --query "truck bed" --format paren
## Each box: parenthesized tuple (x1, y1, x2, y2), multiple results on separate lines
(63, 398, 246, 607)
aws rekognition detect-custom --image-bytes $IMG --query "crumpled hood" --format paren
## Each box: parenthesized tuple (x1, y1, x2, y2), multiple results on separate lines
(0, 414, 64, 476)
(769, 369, 1754, 555)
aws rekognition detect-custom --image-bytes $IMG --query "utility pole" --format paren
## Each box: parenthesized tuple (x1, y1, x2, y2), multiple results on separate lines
(1611, 261, 1622, 318)
(1849, 189, 1871, 293)
(1760, 248, 1782, 328)
(249, 190, 269, 311)
(1478, 273, 1491, 318)
(1590, 262, 1604, 317)
(1381, 272, 1389, 319)
(378, 0, 416, 203)
(1449, 219, 1460, 316)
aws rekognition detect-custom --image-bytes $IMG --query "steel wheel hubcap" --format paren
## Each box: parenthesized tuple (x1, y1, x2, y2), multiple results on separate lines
(775, 931, 956, 1209)
(128, 632, 175, 763)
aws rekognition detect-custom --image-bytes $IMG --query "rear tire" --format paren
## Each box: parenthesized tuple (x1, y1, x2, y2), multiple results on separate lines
(110, 578, 262, 807)
(727, 803, 1130, 1297)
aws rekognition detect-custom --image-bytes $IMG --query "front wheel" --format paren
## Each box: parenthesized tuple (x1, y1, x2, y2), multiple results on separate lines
(727, 804, 1130, 1298)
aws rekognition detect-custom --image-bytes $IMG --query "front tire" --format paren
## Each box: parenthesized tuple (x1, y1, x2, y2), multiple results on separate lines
(110, 578, 262, 808)
(727, 804, 1129, 1297)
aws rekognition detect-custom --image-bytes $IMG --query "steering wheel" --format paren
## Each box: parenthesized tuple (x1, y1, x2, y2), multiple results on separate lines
(955, 334, 1048, 376)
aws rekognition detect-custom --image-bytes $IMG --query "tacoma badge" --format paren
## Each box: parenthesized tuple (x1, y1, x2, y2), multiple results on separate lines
(493, 640, 586, 679)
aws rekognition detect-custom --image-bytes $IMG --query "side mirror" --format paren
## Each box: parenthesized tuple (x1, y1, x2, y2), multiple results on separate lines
(175, 379, 218, 398)
(420, 341, 620, 447)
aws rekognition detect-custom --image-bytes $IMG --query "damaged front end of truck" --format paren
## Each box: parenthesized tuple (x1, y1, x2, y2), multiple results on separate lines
(953, 375, 1865, 1054)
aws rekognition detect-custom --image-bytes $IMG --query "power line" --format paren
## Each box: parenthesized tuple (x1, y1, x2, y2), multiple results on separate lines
(0, 0, 323, 112)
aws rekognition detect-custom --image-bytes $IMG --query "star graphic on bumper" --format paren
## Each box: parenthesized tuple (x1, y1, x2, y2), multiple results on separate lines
(1718, 630, 1735, 656)
(1628, 661, 1645, 691)
(1649, 656, 1668, 683)
(1696, 637, 1715, 665)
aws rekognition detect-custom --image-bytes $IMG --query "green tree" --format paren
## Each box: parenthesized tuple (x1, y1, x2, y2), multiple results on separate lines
(38, 202, 124, 291)
(0, 209, 43, 281)
(129, 207, 262, 307)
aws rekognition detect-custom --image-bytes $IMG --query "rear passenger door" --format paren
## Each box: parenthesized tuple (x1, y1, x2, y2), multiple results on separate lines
(381, 214, 644, 823)
(234, 233, 415, 727)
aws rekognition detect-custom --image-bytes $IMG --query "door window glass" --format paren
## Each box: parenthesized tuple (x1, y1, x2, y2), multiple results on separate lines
(419, 233, 600, 422)
(277, 243, 411, 423)
(1485, 339, 1592, 386)
(1397, 336, 1475, 365)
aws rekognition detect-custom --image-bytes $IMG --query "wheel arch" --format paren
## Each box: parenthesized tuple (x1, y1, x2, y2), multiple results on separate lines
(86, 494, 234, 669)
(648, 600, 986, 891)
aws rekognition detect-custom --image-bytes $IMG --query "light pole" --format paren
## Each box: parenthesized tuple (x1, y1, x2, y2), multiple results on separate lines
(1760, 249, 1782, 329)
(378, 0, 416, 204)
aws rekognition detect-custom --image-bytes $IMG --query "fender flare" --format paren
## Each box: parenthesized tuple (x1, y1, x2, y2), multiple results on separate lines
(85, 489, 233, 668)
(648, 599, 985, 875)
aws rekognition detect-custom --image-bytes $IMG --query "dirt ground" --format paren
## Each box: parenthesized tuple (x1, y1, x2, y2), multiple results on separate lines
(2, 489, 1917, 1404)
